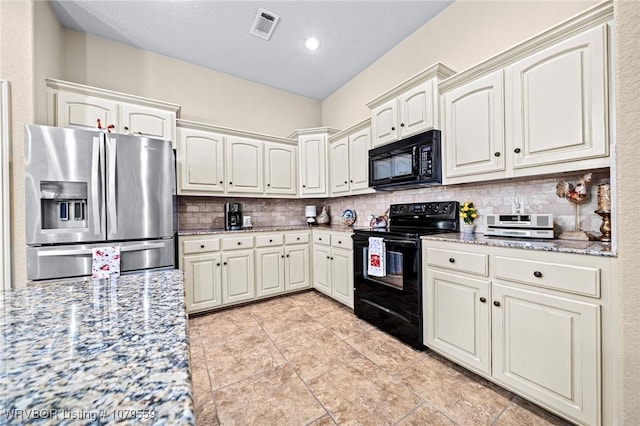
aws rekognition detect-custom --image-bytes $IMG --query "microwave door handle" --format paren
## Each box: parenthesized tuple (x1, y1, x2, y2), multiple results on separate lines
(412, 145, 419, 176)
(106, 135, 117, 236)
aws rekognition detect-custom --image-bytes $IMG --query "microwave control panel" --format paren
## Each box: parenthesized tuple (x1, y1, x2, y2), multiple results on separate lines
(419, 145, 433, 177)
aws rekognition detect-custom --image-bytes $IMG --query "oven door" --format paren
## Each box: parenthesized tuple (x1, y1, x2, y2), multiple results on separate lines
(353, 234, 421, 314)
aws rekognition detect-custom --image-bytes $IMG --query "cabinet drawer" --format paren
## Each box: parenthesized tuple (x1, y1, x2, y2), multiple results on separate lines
(285, 232, 309, 245)
(331, 234, 353, 250)
(426, 248, 488, 277)
(221, 236, 255, 251)
(255, 234, 284, 247)
(183, 238, 220, 255)
(494, 256, 600, 297)
(314, 233, 331, 245)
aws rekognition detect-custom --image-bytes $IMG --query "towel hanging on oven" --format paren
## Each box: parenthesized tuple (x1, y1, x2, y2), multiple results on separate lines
(367, 237, 386, 277)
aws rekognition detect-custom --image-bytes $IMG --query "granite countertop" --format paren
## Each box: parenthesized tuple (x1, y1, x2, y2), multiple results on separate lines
(422, 232, 616, 257)
(0, 270, 194, 425)
(178, 224, 354, 236)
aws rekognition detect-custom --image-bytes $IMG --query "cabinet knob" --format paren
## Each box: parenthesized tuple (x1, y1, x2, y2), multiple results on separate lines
(319, 237, 322, 241)
(449, 257, 455, 263)
(400, 122, 405, 127)
(514, 148, 521, 154)
(480, 297, 486, 303)
(269, 239, 273, 243)
(391, 126, 396, 131)
(350, 180, 353, 183)
(533, 271, 543, 278)
(344, 181, 348, 184)
(494, 152, 501, 157)
(296, 237, 300, 241)
(326, 256, 330, 259)
(219, 180, 223, 184)
(229, 181, 233, 185)
(216, 263, 220, 266)
(286, 254, 290, 258)
(267, 183, 271, 187)
(223, 262, 227, 266)
(302, 184, 306, 188)
(338, 240, 342, 244)
(200, 244, 205, 249)
(281, 255, 284, 258)
(493, 300, 501, 307)
(330, 257, 334, 260)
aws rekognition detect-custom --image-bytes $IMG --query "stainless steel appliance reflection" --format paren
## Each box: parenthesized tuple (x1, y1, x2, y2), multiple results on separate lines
(25, 125, 176, 280)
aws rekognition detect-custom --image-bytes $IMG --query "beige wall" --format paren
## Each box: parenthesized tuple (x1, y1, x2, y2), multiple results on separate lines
(0, 0, 62, 287)
(321, 0, 598, 129)
(62, 30, 322, 138)
(613, 0, 640, 423)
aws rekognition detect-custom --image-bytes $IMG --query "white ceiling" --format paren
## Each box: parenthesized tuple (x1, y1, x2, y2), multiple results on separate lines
(49, 1, 454, 100)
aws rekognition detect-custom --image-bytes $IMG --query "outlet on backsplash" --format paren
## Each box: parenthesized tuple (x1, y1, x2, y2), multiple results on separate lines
(513, 196, 524, 214)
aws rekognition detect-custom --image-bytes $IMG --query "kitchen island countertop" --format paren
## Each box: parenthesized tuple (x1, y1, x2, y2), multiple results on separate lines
(423, 232, 616, 257)
(0, 269, 194, 425)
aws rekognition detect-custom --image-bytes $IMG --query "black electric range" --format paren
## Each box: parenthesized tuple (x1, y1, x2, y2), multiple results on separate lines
(351, 201, 459, 349)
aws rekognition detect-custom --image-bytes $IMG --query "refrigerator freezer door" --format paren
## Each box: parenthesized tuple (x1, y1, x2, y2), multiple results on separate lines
(25, 125, 104, 245)
(26, 238, 175, 281)
(105, 134, 175, 241)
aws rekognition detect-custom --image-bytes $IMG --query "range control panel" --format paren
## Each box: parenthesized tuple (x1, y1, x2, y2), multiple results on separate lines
(389, 201, 458, 219)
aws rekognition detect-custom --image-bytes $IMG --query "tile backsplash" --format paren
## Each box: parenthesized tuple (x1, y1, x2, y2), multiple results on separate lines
(178, 169, 609, 235)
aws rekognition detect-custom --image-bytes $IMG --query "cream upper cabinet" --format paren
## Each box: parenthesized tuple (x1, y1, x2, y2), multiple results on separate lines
(119, 103, 176, 142)
(265, 142, 297, 196)
(46, 78, 180, 148)
(368, 64, 456, 148)
(329, 137, 349, 195)
(53, 91, 117, 130)
(292, 129, 337, 198)
(507, 25, 608, 170)
(225, 136, 264, 194)
(440, 21, 611, 185)
(329, 121, 373, 197)
(443, 70, 505, 179)
(177, 126, 225, 195)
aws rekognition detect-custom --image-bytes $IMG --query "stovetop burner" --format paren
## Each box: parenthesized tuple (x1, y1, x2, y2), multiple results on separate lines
(353, 201, 460, 239)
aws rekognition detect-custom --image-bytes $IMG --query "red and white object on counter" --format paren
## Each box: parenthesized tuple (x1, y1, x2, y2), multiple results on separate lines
(91, 246, 121, 279)
(367, 237, 386, 277)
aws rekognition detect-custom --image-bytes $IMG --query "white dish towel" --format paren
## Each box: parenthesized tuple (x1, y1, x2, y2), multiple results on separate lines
(91, 246, 121, 280)
(367, 237, 386, 277)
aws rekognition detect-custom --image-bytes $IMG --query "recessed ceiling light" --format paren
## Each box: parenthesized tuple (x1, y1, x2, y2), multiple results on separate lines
(304, 37, 320, 51)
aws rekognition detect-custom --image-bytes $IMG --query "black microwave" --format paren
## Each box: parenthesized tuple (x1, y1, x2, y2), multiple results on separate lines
(368, 129, 441, 190)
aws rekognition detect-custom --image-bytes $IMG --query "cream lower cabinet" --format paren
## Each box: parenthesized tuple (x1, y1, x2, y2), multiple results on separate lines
(183, 252, 223, 312)
(222, 249, 255, 304)
(312, 230, 354, 308)
(423, 240, 612, 426)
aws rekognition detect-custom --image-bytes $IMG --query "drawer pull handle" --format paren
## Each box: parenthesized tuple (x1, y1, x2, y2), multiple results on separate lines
(480, 297, 486, 303)
(533, 271, 543, 278)
(200, 244, 205, 249)
(449, 258, 455, 263)
(493, 301, 501, 307)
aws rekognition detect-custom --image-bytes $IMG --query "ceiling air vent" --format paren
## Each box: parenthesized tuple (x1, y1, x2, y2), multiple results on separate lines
(250, 8, 280, 41)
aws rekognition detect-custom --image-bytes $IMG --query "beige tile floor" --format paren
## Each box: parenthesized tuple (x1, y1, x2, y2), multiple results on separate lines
(188, 290, 572, 426)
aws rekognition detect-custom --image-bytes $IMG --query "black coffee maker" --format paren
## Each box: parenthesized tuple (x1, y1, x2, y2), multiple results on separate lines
(224, 202, 243, 231)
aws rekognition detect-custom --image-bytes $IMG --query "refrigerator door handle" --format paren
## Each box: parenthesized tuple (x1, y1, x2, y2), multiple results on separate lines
(106, 135, 118, 236)
(92, 135, 102, 236)
(38, 248, 93, 257)
(120, 242, 166, 252)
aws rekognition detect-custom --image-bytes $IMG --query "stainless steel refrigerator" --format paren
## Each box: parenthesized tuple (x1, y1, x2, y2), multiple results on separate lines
(25, 125, 176, 281)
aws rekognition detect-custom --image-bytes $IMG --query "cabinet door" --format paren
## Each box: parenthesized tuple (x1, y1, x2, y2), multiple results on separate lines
(285, 244, 310, 291)
(348, 127, 371, 192)
(398, 80, 436, 139)
(424, 269, 490, 375)
(226, 136, 264, 194)
(371, 99, 398, 147)
(329, 137, 349, 195)
(119, 103, 175, 143)
(331, 248, 354, 308)
(299, 134, 327, 196)
(265, 143, 297, 195)
(312, 244, 332, 296)
(443, 70, 505, 179)
(492, 283, 600, 426)
(256, 247, 285, 297)
(508, 25, 608, 170)
(183, 252, 222, 313)
(177, 127, 225, 194)
(221, 249, 255, 304)
(54, 91, 117, 130)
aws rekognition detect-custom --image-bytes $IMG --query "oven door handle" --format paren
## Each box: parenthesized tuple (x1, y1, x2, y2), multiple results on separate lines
(361, 298, 411, 323)
(355, 237, 419, 248)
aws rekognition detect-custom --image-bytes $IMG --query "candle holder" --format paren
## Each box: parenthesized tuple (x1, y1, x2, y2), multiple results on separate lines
(595, 210, 611, 242)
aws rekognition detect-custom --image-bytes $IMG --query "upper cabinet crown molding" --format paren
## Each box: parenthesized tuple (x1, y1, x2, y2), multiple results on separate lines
(45, 78, 181, 115)
(366, 62, 456, 110)
(438, 0, 613, 92)
(328, 118, 371, 142)
(178, 119, 296, 146)
(288, 127, 340, 139)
